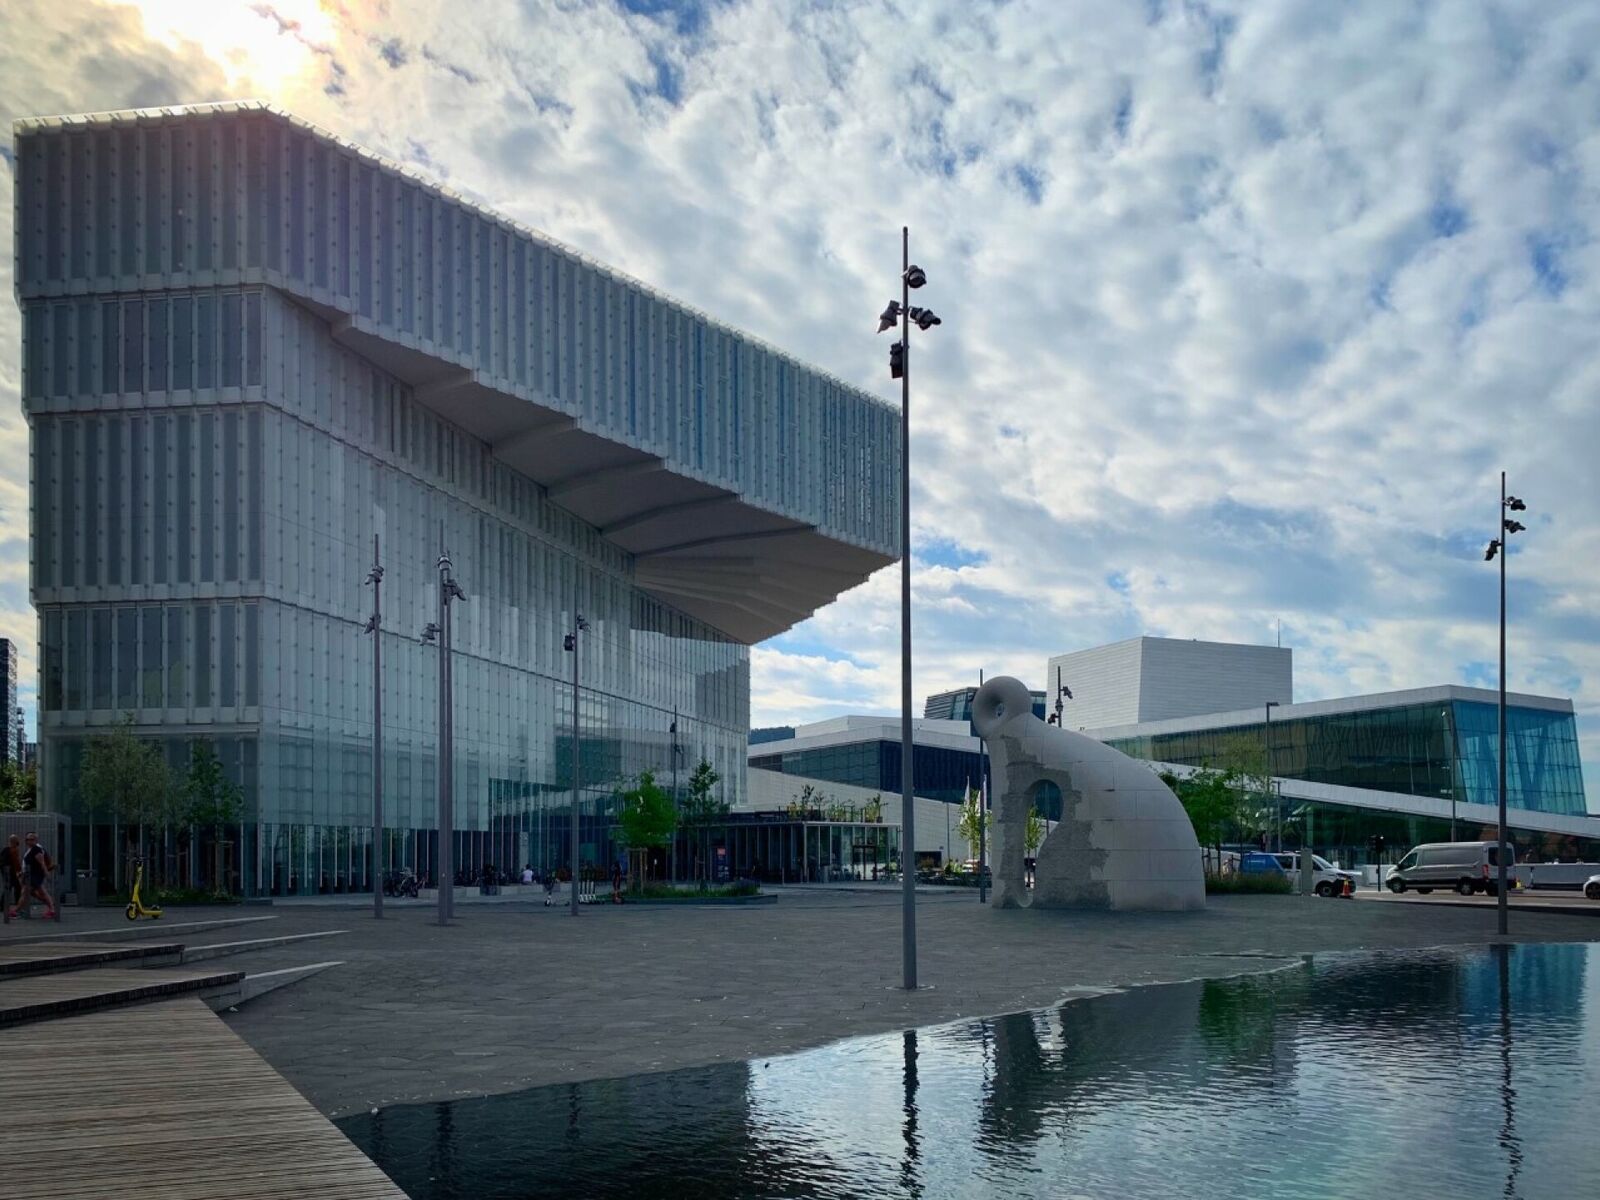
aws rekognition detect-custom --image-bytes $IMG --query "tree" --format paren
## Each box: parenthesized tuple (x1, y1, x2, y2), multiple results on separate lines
(80, 715, 172, 884)
(956, 786, 988, 860)
(1024, 806, 1047, 855)
(1161, 765, 1243, 874)
(0, 759, 37, 812)
(679, 758, 725, 886)
(182, 741, 244, 892)
(616, 770, 676, 888)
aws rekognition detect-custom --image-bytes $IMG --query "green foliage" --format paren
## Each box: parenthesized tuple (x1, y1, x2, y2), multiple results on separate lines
(680, 758, 726, 825)
(102, 885, 240, 907)
(81, 715, 172, 829)
(956, 787, 988, 858)
(616, 770, 677, 849)
(1204, 871, 1293, 895)
(1160, 765, 1248, 855)
(0, 759, 37, 812)
(182, 741, 243, 831)
(1024, 806, 1047, 854)
(635, 880, 760, 900)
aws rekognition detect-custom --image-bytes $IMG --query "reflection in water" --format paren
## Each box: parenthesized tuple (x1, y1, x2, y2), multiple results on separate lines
(341, 943, 1600, 1200)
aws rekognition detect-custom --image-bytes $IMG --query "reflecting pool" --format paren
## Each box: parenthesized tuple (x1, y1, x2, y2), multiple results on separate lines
(340, 942, 1600, 1199)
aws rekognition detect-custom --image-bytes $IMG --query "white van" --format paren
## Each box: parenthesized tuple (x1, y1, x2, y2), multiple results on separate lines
(1387, 841, 1515, 896)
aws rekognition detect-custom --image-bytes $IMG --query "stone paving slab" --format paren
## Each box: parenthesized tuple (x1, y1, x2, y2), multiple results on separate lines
(213, 888, 1600, 1119)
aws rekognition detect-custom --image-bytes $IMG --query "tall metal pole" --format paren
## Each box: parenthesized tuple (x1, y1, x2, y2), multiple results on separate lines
(898, 225, 917, 990)
(369, 535, 383, 920)
(435, 545, 453, 926)
(671, 706, 679, 886)
(569, 614, 585, 916)
(1497, 470, 1509, 936)
(977, 669, 987, 904)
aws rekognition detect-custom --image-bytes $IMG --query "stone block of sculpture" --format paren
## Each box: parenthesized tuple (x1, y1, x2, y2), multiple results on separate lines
(972, 676, 1205, 911)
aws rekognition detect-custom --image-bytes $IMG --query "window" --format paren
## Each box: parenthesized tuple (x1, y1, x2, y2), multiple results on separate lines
(153, 415, 168, 585)
(223, 411, 239, 582)
(141, 606, 163, 708)
(65, 610, 86, 710)
(91, 609, 112, 709)
(42, 610, 63, 712)
(147, 299, 168, 392)
(199, 412, 215, 582)
(172, 297, 192, 390)
(117, 608, 137, 708)
(166, 607, 186, 708)
(83, 420, 98, 587)
(196, 294, 216, 389)
(194, 605, 212, 707)
(244, 602, 260, 707)
(219, 603, 237, 708)
(122, 300, 144, 393)
(176, 414, 192, 582)
(221, 292, 242, 388)
(100, 302, 119, 393)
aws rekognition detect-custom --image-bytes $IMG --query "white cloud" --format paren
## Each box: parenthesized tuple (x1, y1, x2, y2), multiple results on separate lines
(1, 0, 1597, 803)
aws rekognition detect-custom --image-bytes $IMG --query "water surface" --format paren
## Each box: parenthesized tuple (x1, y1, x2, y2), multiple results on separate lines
(341, 942, 1600, 1199)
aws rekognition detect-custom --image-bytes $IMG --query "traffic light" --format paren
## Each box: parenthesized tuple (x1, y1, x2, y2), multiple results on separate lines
(889, 341, 905, 379)
(1369, 834, 1386, 858)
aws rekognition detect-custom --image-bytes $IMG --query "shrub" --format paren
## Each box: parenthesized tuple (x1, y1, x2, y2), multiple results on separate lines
(635, 880, 760, 900)
(1205, 872, 1292, 895)
(101, 886, 240, 906)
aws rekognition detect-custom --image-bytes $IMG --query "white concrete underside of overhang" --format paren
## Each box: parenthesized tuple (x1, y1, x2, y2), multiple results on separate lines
(322, 308, 893, 644)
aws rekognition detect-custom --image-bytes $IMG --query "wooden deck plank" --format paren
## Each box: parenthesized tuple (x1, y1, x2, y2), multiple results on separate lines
(0, 965, 244, 1026)
(0, 940, 184, 977)
(0, 998, 406, 1199)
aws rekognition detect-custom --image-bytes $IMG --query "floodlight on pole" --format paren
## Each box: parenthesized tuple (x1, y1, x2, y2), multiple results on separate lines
(874, 228, 945, 991)
(1487, 474, 1527, 938)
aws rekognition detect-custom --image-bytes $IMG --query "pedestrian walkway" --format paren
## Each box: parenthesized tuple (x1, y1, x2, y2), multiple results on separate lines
(0, 919, 401, 1197)
(7, 997, 405, 1198)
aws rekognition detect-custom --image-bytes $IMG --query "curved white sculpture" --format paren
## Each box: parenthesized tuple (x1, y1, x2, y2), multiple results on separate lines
(973, 676, 1205, 911)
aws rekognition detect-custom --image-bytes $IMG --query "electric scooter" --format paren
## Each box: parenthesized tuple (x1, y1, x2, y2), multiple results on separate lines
(125, 857, 164, 921)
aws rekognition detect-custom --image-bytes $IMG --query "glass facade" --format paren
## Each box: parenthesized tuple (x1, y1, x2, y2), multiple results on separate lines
(751, 740, 986, 807)
(1104, 699, 1587, 816)
(924, 687, 1045, 728)
(19, 107, 895, 896)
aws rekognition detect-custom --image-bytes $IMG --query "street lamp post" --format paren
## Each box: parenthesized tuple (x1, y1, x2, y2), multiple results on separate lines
(670, 709, 682, 884)
(565, 613, 590, 916)
(876, 227, 943, 991)
(1485, 474, 1526, 937)
(419, 535, 466, 926)
(363, 535, 384, 920)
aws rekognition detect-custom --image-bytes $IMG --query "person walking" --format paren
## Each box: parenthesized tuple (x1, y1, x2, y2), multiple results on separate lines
(16, 832, 58, 921)
(2, 834, 23, 923)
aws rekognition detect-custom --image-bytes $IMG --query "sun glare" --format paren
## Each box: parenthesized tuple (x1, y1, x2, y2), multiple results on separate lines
(119, 0, 340, 96)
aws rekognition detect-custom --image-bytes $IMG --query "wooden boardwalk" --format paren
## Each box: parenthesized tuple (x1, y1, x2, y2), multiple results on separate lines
(0, 940, 182, 977)
(1, 998, 407, 1198)
(0, 965, 243, 1027)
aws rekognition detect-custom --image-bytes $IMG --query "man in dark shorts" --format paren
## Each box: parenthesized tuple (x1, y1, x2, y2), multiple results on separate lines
(16, 832, 57, 920)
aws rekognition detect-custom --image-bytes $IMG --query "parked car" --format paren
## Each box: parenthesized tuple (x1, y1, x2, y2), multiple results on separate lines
(1387, 841, 1516, 896)
(1584, 874, 1600, 901)
(1273, 853, 1361, 897)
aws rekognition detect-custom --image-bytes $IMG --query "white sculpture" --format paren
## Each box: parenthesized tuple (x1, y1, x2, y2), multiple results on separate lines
(972, 676, 1205, 911)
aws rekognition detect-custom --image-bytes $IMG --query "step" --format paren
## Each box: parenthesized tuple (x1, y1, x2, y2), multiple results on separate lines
(181, 929, 348, 963)
(1, 914, 277, 947)
(0, 941, 184, 978)
(0, 965, 245, 1028)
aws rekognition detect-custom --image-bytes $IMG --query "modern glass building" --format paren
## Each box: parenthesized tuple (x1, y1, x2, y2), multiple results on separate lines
(16, 104, 898, 895)
(754, 679, 1594, 867)
(1097, 687, 1588, 818)
(923, 686, 1045, 729)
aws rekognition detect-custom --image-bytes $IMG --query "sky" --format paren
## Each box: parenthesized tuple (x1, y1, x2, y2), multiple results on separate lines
(0, 0, 1597, 803)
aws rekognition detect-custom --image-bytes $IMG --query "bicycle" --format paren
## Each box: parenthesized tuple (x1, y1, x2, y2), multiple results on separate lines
(125, 858, 164, 921)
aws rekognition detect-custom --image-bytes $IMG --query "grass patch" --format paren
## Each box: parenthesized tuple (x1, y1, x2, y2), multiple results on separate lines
(634, 880, 761, 901)
(100, 886, 240, 906)
(1205, 872, 1293, 895)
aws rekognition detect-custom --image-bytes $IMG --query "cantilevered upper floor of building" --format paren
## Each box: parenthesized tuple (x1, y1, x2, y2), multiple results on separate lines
(13, 102, 899, 643)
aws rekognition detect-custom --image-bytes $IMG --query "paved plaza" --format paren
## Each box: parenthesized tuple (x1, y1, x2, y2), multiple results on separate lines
(7, 887, 1597, 1119)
